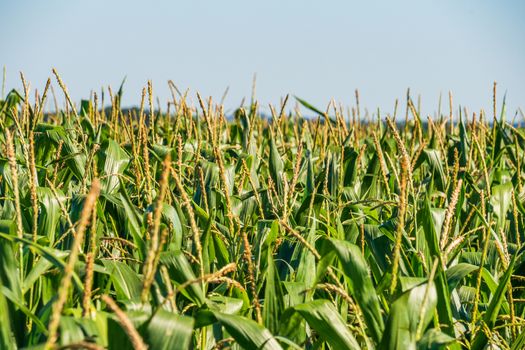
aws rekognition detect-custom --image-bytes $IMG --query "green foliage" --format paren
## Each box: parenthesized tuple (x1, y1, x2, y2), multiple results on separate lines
(0, 81, 523, 349)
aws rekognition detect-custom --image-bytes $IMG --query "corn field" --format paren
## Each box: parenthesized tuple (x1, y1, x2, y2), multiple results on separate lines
(1, 73, 525, 349)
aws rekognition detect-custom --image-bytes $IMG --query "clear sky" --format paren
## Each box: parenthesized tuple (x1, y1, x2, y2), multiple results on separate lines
(1, 0, 524, 117)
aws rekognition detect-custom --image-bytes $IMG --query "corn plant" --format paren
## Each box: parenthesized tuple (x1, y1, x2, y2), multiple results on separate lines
(0, 73, 524, 349)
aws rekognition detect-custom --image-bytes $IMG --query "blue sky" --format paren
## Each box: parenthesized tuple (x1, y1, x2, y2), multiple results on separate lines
(1, 0, 524, 117)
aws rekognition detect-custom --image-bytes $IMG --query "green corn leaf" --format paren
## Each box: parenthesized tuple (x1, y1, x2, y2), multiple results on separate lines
(145, 309, 194, 350)
(212, 311, 284, 350)
(295, 299, 361, 350)
(327, 237, 384, 343)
